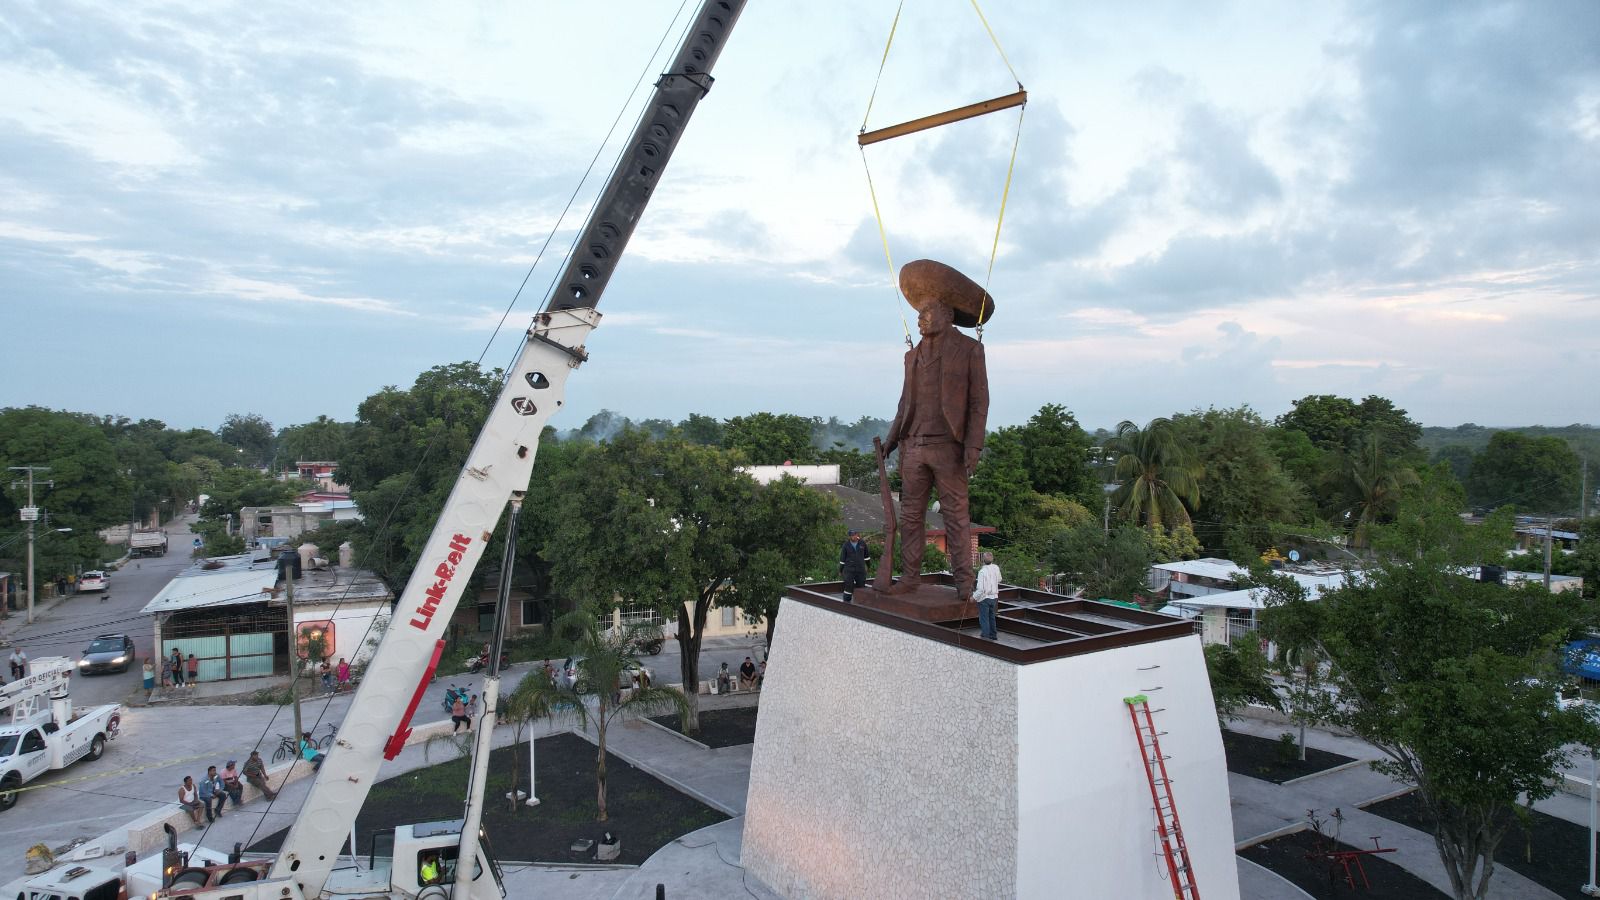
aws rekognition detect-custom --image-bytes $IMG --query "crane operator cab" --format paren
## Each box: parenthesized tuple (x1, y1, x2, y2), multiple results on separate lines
(343, 819, 505, 899)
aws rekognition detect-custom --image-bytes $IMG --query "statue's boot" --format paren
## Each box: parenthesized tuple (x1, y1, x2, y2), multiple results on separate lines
(885, 574, 922, 595)
(956, 575, 976, 600)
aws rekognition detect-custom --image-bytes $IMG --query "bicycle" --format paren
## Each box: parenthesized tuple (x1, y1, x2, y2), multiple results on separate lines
(271, 733, 297, 764)
(316, 723, 339, 751)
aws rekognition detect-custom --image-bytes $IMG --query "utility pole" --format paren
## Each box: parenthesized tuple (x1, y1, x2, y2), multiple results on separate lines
(8, 466, 53, 625)
(1545, 514, 1554, 592)
(285, 567, 304, 751)
(263, 554, 305, 752)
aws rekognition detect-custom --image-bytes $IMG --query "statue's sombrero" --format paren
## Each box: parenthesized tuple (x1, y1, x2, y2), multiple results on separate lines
(898, 259, 997, 329)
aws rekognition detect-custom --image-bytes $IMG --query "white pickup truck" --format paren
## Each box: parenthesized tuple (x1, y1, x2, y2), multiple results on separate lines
(0, 657, 120, 811)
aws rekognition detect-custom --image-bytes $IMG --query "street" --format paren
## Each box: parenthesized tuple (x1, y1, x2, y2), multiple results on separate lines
(0, 521, 775, 882)
(3, 516, 199, 708)
(396, 633, 771, 729)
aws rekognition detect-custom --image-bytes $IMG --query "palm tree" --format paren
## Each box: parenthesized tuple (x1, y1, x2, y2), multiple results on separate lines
(1106, 418, 1201, 527)
(511, 605, 688, 821)
(500, 682, 561, 811)
(1339, 431, 1419, 548)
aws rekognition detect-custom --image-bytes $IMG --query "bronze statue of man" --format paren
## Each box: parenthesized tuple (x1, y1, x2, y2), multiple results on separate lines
(882, 259, 992, 598)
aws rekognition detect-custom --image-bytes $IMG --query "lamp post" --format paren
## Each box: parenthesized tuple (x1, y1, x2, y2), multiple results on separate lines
(1584, 747, 1599, 896)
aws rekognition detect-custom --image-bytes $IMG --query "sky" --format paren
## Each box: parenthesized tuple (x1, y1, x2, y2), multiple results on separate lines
(1, 0, 1597, 434)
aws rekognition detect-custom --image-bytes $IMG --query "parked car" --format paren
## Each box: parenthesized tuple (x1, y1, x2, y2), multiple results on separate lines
(77, 634, 136, 675)
(77, 571, 107, 593)
(559, 656, 654, 693)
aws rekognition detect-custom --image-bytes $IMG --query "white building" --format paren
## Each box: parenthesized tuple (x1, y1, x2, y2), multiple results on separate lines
(1153, 558, 1351, 648)
(142, 551, 391, 683)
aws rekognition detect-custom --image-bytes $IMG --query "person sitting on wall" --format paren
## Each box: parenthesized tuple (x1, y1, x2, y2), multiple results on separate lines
(738, 657, 757, 691)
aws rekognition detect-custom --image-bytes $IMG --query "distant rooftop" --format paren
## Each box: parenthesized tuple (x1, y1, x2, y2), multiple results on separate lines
(742, 463, 841, 486)
(142, 553, 281, 614)
(1152, 558, 1246, 581)
(142, 553, 389, 615)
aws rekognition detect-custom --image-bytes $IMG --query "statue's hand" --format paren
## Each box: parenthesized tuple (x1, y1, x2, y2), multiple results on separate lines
(964, 447, 981, 476)
(882, 439, 897, 458)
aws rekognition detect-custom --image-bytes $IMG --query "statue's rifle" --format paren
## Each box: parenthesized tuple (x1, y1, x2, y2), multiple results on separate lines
(872, 437, 896, 591)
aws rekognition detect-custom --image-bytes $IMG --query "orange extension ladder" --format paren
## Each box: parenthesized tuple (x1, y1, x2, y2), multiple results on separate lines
(1125, 694, 1200, 899)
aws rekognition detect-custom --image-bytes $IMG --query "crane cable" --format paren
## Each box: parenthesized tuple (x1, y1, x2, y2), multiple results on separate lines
(858, 0, 1025, 346)
(859, 0, 912, 348)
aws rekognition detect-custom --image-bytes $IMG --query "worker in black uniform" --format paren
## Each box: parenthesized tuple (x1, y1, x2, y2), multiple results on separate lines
(839, 529, 871, 603)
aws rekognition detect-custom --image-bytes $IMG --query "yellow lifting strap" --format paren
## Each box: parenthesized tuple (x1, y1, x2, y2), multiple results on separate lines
(858, 0, 1025, 345)
(977, 100, 1024, 338)
(861, 146, 914, 348)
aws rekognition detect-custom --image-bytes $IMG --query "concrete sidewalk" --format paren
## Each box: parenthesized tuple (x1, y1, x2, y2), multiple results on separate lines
(1226, 713, 1563, 899)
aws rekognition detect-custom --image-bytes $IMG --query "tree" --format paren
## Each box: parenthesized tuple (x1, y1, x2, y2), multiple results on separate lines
(0, 407, 137, 578)
(198, 468, 300, 521)
(968, 428, 1033, 536)
(1432, 444, 1475, 484)
(721, 412, 820, 464)
(1258, 481, 1600, 900)
(818, 445, 877, 494)
(161, 428, 239, 466)
(1169, 408, 1308, 551)
(509, 608, 687, 821)
(218, 413, 276, 467)
(1016, 403, 1097, 504)
(1145, 523, 1201, 563)
(635, 418, 677, 440)
(499, 669, 564, 812)
(276, 416, 353, 465)
(1277, 394, 1423, 459)
(1466, 431, 1582, 513)
(677, 413, 725, 446)
(545, 431, 834, 732)
(575, 410, 634, 443)
(1047, 524, 1152, 602)
(337, 362, 501, 591)
(1573, 517, 1600, 602)
(1203, 643, 1280, 726)
(721, 476, 837, 650)
(1333, 432, 1420, 547)
(813, 415, 892, 452)
(1106, 418, 1200, 527)
(1276, 394, 1361, 449)
(1266, 425, 1324, 498)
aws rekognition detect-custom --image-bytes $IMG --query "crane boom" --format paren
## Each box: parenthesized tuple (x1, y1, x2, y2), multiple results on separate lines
(263, 3, 746, 896)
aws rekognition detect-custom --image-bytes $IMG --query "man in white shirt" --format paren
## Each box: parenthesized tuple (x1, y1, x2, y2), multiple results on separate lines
(973, 552, 1001, 640)
(8, 649, 26, 680)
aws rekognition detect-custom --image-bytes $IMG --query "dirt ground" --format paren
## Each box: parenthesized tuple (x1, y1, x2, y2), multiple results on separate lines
(248, 731, 727, 865)
(1239, 828, 1449, 899)
(648, 705, 759, 749)
(1366, 790, 1595, 899)
(1223, 727, 1358, 783)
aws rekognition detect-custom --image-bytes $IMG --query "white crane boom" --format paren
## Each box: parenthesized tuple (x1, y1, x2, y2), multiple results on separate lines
(256, 3, 745, 897)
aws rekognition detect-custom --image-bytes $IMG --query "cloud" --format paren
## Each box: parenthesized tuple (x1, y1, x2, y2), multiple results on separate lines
(201, 274, 417, 316)
(0, 61, 196, 171)
(1, 1, 1597, 431)
(1172, 103, 1282, 216)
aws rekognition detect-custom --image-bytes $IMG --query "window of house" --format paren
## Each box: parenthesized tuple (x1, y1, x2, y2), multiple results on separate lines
(520, 600, 540, 628)
(721, 606, 736, 627)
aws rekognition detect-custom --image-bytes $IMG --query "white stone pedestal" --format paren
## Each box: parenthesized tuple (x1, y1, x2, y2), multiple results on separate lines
(741, 597, 1240, 900)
